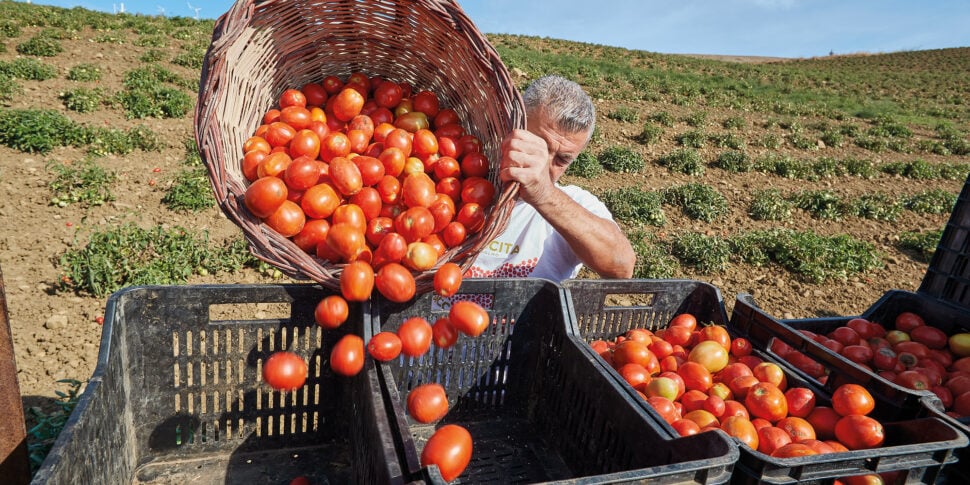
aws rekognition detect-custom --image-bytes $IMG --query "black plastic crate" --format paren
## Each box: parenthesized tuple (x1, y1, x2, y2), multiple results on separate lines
(368, 277, 738, 484)
(30, 284, 407, 485)
(775, 290, 970, 482)
(730, 294, 969, 484)
(563, 279, 730, 435)
(919, 172, 970, 309)
(562, 279, 968, 484)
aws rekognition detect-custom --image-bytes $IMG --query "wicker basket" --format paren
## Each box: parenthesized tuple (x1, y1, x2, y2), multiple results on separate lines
(195, 0, 524, 292)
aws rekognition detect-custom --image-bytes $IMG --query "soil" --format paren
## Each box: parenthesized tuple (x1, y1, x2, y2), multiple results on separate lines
(0, 24, 966, 420)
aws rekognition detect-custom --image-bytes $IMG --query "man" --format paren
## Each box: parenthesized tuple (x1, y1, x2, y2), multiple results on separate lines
(466, 75, 636, 281)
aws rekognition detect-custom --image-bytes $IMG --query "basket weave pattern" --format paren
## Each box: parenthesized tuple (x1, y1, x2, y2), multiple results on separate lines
(195, 0, 524, 291)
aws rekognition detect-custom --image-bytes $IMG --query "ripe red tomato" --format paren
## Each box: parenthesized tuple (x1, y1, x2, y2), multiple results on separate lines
(314, 294, 349, 329)
(831, 384, 875, 416)
(842, 345, 874, 365)
(373, 80, 403, 108)
(412, 128, 439, 156)
(402, 172, 437, 208)
(375, 262, 416, 303)
(784, 387, 817, 418)
(279, 88, 306, 108)
(349, 187, 382, 221)
(289, 476, 311, 485)
(429, 198, 456, 234)
(678, 361, 713, 392)
(339, 260, 374, 302)
(258, 151, 292, 179)
(459, 151, 488, 178)
(672, 418, 701, 437)
(433, 108, 460, 128)
(757, 426, 793, 455)
(330, 334, 365, 376)
(441, 221, 467, 248)
(284, 155, 321, 191)
(896, 369, 931, 390)
(697, 325, 731, 351)
(332, 87, 365, 122)
(395, 206, 435, 242)
(384, 128, 413, 157)
(455, 202, 485, 233)
(806, 406, 841, 441)
(407, 383, 449, 423)
(730, 337, 753, 357)
(264, 200, 306, 237)
(301, 82, 327, 107)
(321, 75, 343, 94)
(432, 157, 461, 181)
(846, 318, 875, 339)
(345, 129, 369, 156)
(460, 177, 496, 206)
(242, 150, 267, 181)
(420, 424, 472, 482)
(367, 331, 402, 361)
(770, 443, 817, 458)
(745, 382, 788, 422)
(244, 176, 288, 218)
(301, 183, 340, 219)
(449, 301, 489, 337)
(618, 363, 651, 388)
(265, 121, 297, 147)
(329, 157, 363, 196)
(433, 262, 463, 297)
(835, 414, 885, 450)
(320, 131, 351, 161)
(432, 317, 459, 349)
(721, 416, 759, 450)
(830, 326, 861, 347)
(412, 90, 440, 117)
(910, 325, 947, 349)
(895, 312, 925, 332)
(280, 105, 312, 131)
(262, 351, 307, 391)
(398, 317, 433, 357)
(293, 218, 330, 254)
(327, 223, 367, 262)
(776, 416, 816, 441)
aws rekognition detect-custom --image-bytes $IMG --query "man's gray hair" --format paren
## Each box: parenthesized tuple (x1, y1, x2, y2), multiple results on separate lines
(522, 75, 595, 139)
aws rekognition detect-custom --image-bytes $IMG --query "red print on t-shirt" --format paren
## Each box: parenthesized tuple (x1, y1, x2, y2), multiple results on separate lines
(465, 257, 538, 278)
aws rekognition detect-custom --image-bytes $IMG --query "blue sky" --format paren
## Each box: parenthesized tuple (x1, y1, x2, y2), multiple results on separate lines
(18, 0, 970, 58)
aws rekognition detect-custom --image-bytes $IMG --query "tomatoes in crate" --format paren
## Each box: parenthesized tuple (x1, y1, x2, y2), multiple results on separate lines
(801, 311, 970, 418)
(589, 313, 890, 458)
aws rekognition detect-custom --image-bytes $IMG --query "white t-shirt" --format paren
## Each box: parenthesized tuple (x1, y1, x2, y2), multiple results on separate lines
(466, 184, 616, 282)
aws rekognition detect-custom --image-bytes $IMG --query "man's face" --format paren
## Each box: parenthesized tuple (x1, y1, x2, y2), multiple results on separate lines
(526, 109, 591, 184)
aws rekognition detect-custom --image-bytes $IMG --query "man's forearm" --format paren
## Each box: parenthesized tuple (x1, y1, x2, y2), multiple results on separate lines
(530, 187, 636, 278)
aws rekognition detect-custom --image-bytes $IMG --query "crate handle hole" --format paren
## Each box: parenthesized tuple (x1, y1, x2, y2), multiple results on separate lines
(209, 302, 292, 323)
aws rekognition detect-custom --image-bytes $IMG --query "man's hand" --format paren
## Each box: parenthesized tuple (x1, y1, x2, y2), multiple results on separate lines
(496, 129, 636, 279)
(498, 129, 554, 205)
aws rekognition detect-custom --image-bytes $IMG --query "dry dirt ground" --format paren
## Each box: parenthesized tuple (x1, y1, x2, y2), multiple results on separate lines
(0, 24, 966, 420)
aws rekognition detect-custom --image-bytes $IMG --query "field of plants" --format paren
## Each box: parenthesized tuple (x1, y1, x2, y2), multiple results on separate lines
(0, 1, 967, 472)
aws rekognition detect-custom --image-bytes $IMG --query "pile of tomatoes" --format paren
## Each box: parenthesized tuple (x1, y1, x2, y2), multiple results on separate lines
(245, 74, 504, 483)
(240, 73, 497, 304)
(262, 264, 486, 483)
(589, 314, 889, 461)
(782, 310, 970, 419)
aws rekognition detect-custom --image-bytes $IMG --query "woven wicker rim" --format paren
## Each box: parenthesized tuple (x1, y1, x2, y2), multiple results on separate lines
(195, 0, 525, 292)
